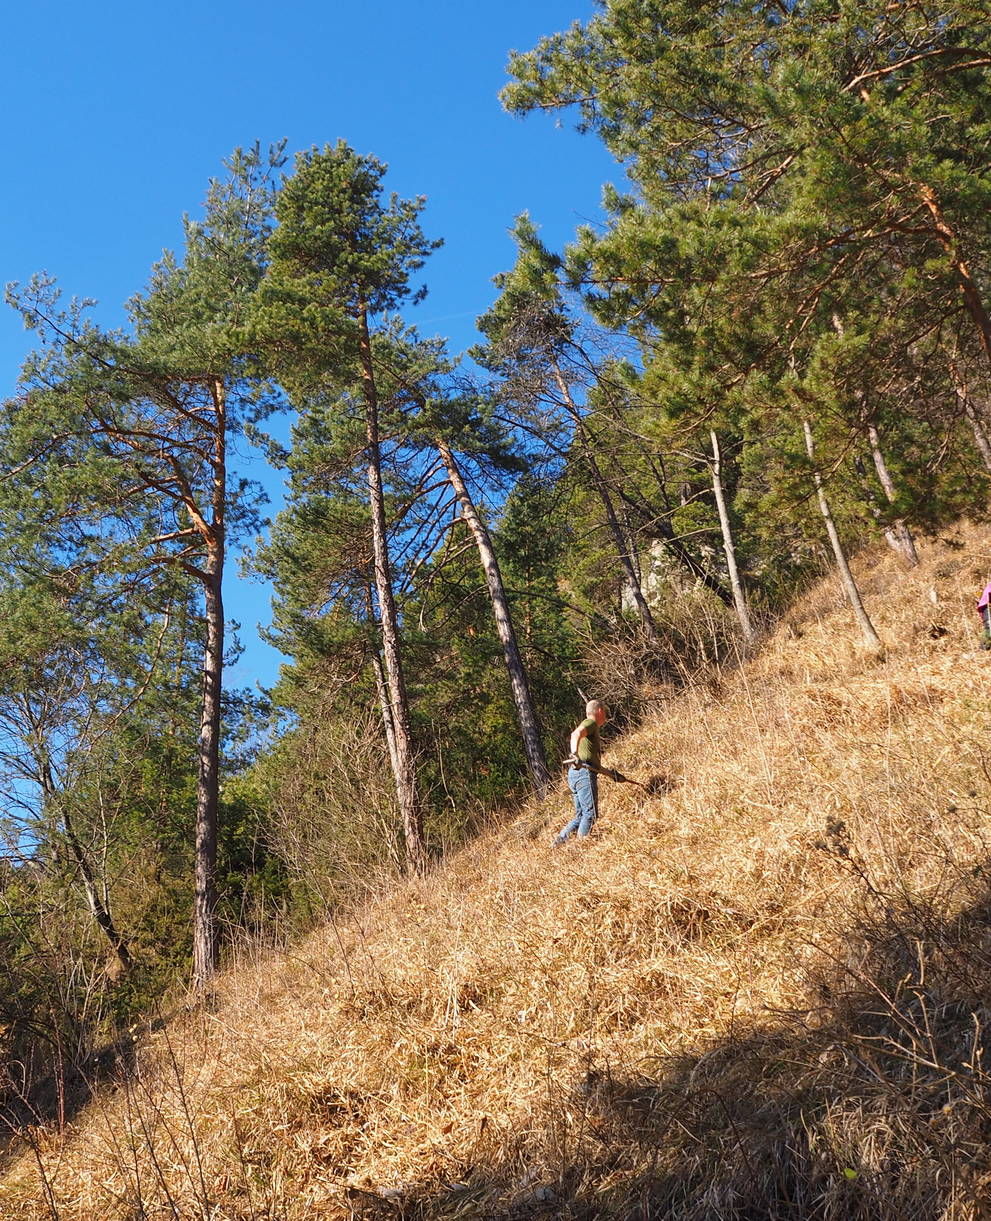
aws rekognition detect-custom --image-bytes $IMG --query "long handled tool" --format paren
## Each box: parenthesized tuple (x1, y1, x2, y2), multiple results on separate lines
(563, 755, 668, 794)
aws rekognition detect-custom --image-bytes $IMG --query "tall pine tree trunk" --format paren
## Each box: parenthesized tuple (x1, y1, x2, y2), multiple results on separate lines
(366, 585, 401, 784)
(803, 420, 882, 650)
(710, 431, 755, 644)
(436, 438, 551, 795)
(358, 308, 425, 873)
(192, 378, 226, 989)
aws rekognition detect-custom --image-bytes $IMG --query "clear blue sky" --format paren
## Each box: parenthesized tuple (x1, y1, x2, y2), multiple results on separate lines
(1, 0, 614, 692)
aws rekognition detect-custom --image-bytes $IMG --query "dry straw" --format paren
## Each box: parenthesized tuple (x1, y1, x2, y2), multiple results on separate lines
(5, 524, 991, 1218)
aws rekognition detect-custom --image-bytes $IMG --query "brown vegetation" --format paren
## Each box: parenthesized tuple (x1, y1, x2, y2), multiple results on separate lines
(5, 525, 991, 1219)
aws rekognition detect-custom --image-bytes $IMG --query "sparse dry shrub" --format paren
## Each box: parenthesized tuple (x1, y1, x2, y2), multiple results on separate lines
(580, 588, 744, 725)
(257, 707, 403, 915)
(578, 630, 675, 726)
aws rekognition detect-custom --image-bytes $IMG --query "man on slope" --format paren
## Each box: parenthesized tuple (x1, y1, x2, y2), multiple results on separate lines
(554, 699, 620, 844)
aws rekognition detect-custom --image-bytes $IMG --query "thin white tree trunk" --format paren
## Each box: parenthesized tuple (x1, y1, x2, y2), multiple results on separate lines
(830, 314, 918, 568)
(856, 456, 905, 557)
(363, 583, 401, 783)
(40, 759, 131, 972)
(803, 420, 882, 650)
(964, 396, 991, 474)
(950, 367, 991, 476)
(437, 438, 551, 795)
(710, 431, 756, 644)
(358, 309, 425, 873)
(867, 424, 919, 567)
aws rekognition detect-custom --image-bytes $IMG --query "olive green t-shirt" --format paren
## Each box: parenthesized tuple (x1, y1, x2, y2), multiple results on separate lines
(576, 716, 601, 768)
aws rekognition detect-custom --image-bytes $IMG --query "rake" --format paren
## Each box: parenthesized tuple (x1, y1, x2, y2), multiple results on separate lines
(562, 756, 671, 796)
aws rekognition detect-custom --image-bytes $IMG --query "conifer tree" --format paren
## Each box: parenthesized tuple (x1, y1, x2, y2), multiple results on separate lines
(253, 143, 440, 873)
(504, 0, 991, 570)
(3, 144, 280, 987)
(475, 217, 734, 635)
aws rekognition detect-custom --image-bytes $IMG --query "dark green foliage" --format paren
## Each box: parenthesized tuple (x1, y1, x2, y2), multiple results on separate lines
(496, 0, 991, 653)
(251, 140, 441, 396)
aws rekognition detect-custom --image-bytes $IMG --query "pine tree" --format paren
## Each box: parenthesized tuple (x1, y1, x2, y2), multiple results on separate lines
(252, 143, 441, 873)
(3, 144, 281, 987)
(503, 0, 991, 555)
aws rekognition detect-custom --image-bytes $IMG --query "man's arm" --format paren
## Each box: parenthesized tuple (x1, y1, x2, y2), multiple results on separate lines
(565, 754, 623, 782)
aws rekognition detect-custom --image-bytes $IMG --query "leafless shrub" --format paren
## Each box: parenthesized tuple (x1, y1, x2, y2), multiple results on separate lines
(260, 708, 403, 914)
(581, 589, 742, 725)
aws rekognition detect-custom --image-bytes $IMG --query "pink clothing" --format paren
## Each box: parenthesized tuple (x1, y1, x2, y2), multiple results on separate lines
(979, 581, 991, 615)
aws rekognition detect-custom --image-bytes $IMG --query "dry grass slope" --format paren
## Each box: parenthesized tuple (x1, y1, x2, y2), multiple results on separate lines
(5, 524, 991, 1219)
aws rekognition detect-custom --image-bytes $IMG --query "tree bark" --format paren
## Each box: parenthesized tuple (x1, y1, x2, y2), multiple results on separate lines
(963, 396, 991, 475)
(829, 313, 917, 568)
(855, 456, 905, 557)
(192, 377, 226, 989)
(867, 424, 919, 567)
(65, 804, 133, 972)
(357, 308, 426, 873)
(436, 437, 552, 796)
(803, 420, 882, 649)
(949, 364, 991, 475)
(366, 585, 402, 785)
(710, 431, 756, 644)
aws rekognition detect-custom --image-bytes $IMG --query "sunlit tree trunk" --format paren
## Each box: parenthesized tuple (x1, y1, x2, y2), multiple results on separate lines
(866, 424, 918, 567)
(710, 431, 755, 644)
(366, 585, 401, 785)
(436, 437, 551, 795)
(192, 377, 226, 989)
(358, 307, 425, 873)
(803, 420, 882, 650)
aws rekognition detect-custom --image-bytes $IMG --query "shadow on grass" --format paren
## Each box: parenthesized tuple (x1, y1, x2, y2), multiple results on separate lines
(387, 861, 991, 1220)
(0, 1032, 136, 1175)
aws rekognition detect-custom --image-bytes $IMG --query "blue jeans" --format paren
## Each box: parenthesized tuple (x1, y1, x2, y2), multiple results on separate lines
(557, 765, 599, 840)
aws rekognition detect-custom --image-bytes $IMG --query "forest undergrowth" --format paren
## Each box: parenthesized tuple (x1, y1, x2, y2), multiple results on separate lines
(5, 524, 991, 1219)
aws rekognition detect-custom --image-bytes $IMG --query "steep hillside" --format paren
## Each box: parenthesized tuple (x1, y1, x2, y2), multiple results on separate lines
(5, 526, 991, 1220)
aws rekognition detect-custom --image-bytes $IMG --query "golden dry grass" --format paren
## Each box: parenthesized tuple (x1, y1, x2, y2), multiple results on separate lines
(6, 524, 991, 1219)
